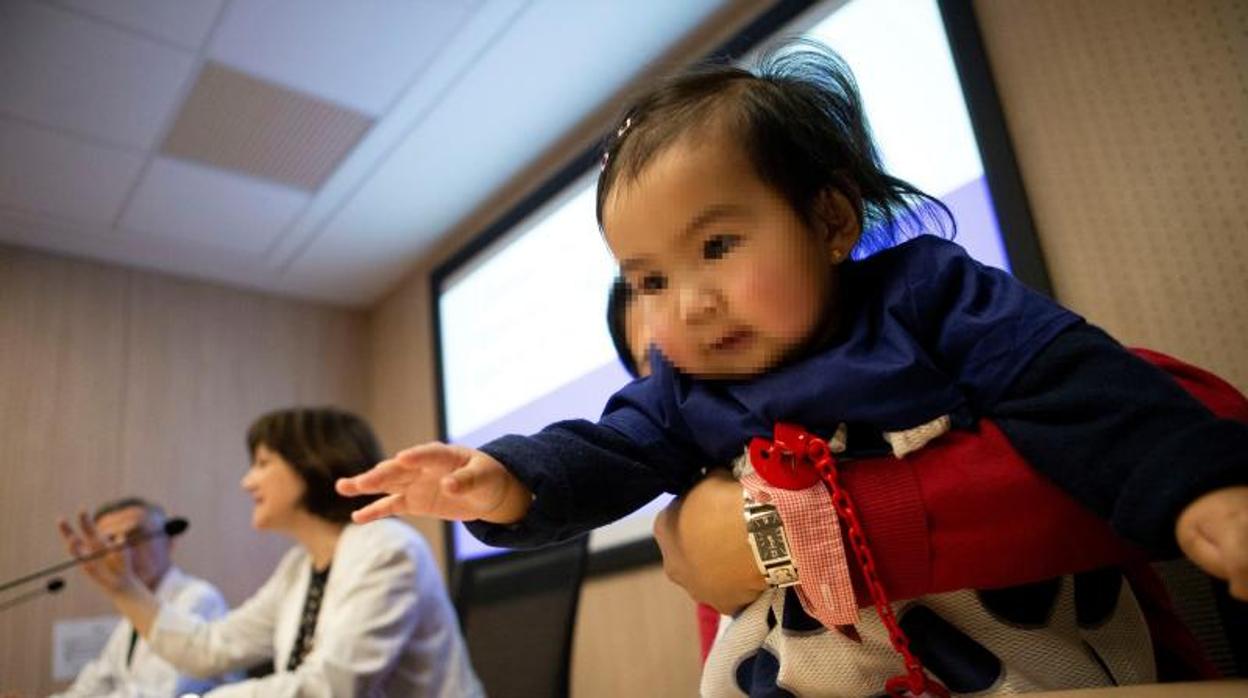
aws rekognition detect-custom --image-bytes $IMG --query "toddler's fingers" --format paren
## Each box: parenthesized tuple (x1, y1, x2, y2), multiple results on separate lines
(440, 459, 496, 495)
(1181, 532, 1228, 579)
(350, 493, 406, 524)
(337, 460, 412, 496)
(1231, 578, 1248, 602)
(396, 442, 459, 463)
(1218, 522, 1248, 601)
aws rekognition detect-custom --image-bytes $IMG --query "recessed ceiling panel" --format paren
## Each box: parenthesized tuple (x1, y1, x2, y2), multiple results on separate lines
(0, 117, 145, 225)
(162, 62, 374, 191)
(49, 0, 225, 49)
(0, 1, 196, 149)
(208, 0, 478, 115)
(120, 157, 310, 255)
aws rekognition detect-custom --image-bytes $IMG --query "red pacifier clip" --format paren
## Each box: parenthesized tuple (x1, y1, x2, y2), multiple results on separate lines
(749, 423, 949, 698)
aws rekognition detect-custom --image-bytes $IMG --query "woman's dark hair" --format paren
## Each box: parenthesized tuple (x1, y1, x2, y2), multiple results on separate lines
(246, 407, 384, 523)
(607, 277, 641, 379)
(597, 39, 953, 256)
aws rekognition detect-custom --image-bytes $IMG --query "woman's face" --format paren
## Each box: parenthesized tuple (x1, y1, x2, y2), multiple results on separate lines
(240, 443, 307, 531)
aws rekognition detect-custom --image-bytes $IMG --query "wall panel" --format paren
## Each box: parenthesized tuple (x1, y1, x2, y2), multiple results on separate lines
(973, 0, 1248, 391)
(0, 245, 369, 696)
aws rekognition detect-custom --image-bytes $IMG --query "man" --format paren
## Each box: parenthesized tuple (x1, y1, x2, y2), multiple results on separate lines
(52, 497, 233, 697)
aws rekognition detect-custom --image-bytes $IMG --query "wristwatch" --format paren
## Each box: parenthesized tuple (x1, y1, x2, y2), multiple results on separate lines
(743, 492, 800, 587)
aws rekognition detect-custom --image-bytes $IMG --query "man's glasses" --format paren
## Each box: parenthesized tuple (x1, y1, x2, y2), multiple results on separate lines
(102, 526, 158, 547)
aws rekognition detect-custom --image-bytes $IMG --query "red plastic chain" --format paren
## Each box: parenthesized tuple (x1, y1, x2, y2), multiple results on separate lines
(752, 423, 949, 698)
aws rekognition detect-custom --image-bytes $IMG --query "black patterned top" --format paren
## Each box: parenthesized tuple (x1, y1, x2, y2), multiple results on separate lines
(286, 565, 331, 671)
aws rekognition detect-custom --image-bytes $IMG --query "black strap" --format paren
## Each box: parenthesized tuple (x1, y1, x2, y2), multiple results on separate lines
(286, 565, 331, 671)
(125, 628, 138, 667)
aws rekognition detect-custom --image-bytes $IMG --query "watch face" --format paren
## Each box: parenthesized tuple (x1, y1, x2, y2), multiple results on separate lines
(747, 511, 790, 561)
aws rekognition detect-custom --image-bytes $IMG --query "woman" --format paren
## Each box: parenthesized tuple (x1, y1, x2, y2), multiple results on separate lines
(59, 407, 482, 697)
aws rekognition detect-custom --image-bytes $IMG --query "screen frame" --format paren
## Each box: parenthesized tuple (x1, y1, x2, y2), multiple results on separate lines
(429, 0, 1052, 578)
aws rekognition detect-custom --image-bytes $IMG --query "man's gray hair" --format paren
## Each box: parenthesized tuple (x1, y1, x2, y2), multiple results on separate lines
(92, 496, 167, 523)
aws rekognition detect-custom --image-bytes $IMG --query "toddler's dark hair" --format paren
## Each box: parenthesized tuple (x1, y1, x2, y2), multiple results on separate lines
(597, 40, 953, 256)
(606, 277, 642, 379)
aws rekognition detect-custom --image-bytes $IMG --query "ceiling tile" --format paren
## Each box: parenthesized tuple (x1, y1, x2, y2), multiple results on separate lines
(0, 117, 145, 225)
(208, 0, 477, 115)
(0, 1, 196, 149)
(48, 0, 224, 49)
(299, 0, 729, 301)
(263, 0, 527, 266)
(120, 157, 310, 255)
(162, 63, 374, 191)
(0, 0, 745, 306)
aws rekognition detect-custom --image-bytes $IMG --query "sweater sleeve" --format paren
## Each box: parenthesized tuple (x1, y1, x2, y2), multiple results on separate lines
(990, 323, 1248, 556)
(900, 236, 1082, 407)
(468, 418, 703, 548)
(147, 555, 290, 678)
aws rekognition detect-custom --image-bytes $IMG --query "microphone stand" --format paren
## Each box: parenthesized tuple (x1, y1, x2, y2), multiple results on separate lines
(0, 518, 187, 594)
(0, 577, 65, 614)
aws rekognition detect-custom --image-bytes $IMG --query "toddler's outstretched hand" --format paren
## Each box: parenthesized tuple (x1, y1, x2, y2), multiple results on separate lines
(1176, 485, 1248, 600)
(336, 443, 532, 525)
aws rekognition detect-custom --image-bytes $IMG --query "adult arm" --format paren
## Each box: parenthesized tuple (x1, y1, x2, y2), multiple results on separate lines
(56, 514, 269, 686)
(205, 526, 476, 698)
(652, 469, 766, 614)
(145, 558, 287, 679)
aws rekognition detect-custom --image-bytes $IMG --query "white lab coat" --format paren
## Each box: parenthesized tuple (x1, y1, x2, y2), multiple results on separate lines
(147, 520, 481, 698)
(52, 566, 231, 698)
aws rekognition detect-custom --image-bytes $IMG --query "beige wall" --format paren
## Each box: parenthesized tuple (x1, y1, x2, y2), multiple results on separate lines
(0, 245, 370, 696)
(974, 0, 1248, 392)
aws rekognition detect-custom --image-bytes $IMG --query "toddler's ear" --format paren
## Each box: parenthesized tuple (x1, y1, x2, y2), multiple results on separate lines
(816, 187, 861, 262)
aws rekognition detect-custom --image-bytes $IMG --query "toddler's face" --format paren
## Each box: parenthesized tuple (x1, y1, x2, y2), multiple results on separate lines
(602, 130, 849, 379)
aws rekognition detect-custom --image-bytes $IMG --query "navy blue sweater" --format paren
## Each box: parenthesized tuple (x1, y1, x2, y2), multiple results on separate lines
(468, 238, 1248, 555)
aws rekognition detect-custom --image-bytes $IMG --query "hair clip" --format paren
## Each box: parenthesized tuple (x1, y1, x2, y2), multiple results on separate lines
(602, 117, 634, 169)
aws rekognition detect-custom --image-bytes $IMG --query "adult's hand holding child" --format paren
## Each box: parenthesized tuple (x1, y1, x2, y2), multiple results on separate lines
(653, 469, 767, 614)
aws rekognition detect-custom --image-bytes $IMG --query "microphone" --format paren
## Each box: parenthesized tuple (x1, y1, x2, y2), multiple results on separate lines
(0, 517, 189, 594)
(0, 577, 66, 614)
